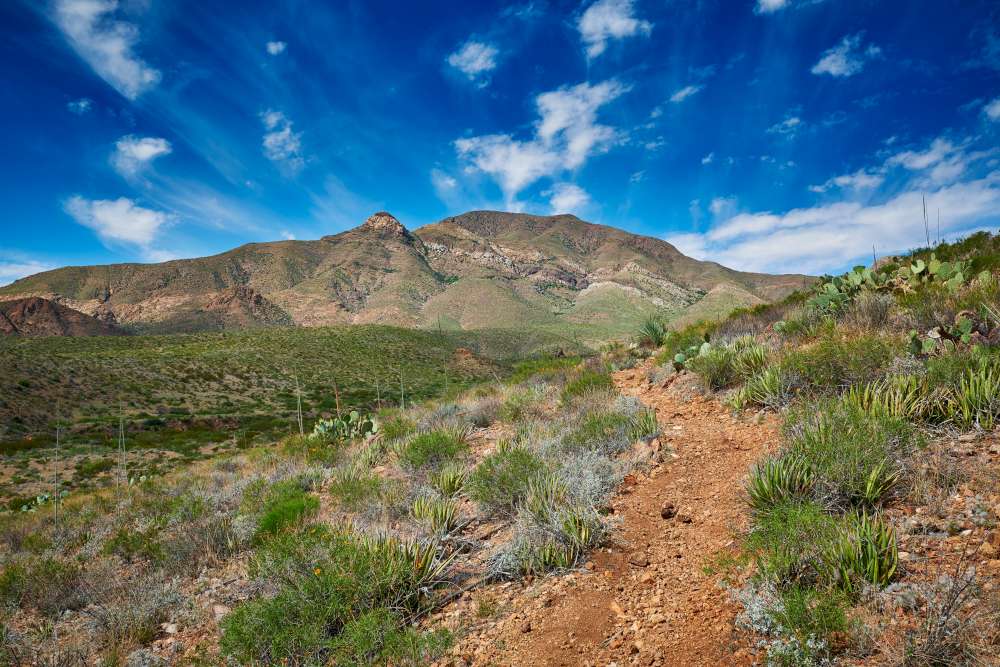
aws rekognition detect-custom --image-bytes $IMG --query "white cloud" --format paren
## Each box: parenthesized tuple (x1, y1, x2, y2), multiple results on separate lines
(670, 84, 703, 103)
(767, 115, 802, 136)
(53, 0, 160, 99)
(260, 110, 304, 173)
(0, 260, 56, 287)
(447, 40, 499, 83)
(811, 33, 881, 78)
(984, 97, 1000, 121)
(547, 183, 590, 214)
(455, 79, 628, 202)
(708, 196, 738, 219)
(111, 135, 172, 177)
(266, 40, 286, 55)
(578, 0, 652, 58)
(701, 152, 715, 165)
(755, 0, 790, 13)
(629, 170, 645, 183)
(64, 196, 171, 248)
(666, 172, 1000, 274)
(809, 168, 884, 193)
(67, 98, 92, 114)
(280, 230, 296, 240)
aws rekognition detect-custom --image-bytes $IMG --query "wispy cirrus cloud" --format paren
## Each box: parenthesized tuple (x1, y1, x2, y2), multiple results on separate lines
(577, 0, 652, 58)
(455, 79, 629, 204)
(111, 135, 172, 178)
(811, 33, 881, 78)
(0, 259, 56, 287)
(53, 0, 160, 99)
(670, 84, 703, 103)
(984, 97, 1000, 121)
(67, 97, 92, 114)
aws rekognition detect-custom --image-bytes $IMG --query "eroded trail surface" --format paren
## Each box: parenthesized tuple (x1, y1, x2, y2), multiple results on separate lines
(448, 360, 777, 666)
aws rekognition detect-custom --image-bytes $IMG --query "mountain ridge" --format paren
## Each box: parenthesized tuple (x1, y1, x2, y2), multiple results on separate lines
(0, 211, 813, 340)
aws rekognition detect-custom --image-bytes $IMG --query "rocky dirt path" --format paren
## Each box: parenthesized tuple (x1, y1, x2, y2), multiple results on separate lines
(445, 360, 778, 666)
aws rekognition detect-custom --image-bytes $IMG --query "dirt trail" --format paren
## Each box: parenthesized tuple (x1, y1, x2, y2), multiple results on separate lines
(448, 360, 778, 666)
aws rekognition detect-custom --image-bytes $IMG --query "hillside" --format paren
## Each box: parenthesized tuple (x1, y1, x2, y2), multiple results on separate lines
(0, 211, 813, 341)
(0, 297, 124, 337)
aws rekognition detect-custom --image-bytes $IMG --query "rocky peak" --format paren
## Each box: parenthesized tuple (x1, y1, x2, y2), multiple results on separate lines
(362, 212, 408, 236)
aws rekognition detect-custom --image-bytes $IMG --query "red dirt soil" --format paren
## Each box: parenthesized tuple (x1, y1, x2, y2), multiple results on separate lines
(442, 359, 778, 666)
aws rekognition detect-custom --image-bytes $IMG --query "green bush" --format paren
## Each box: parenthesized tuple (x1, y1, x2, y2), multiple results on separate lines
(560, 410, 632, 455)
(509, 356, 581, 384)
(770, 586, 851, 662)
(785, 401, 914, 508)
(255, 482, 320, 541)
(687, 346, 738, 390)
(222, 531, 452, 664)
(780, 331, 902, 393)
(731, 366, 792, 410)
(329, 467, 383, 510)
(561, 368, 614, 400)
(398, 430, 467, 469)
(379, 415, 416, 443)
(746, 501, 838, 584)
(103, 525, 164, 563)
(466, 444, 546, 513)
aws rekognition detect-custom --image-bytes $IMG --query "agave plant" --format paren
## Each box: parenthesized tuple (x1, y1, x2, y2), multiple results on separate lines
(746, 456, 814, 513)
(948, 361, 1000, 430)
(823, 512, 898, 597)
(731, 366, 791, 410)
(411, 496, 461, 534)
(637, 316, 668, 348)
(430, 463, 467, 498)
(843, 374, 931, 421)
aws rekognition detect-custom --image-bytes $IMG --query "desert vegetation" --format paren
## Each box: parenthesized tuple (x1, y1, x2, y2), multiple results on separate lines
(0, 347, 660, 664)
(646, 231, 1000, 664)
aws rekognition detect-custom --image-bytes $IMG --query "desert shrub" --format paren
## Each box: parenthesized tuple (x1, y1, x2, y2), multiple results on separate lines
(770, 585, 851, 659)
(329, 467, 382, 511)
(223, 532, 451, 664)
(785, 401, 914, 509)
(326, 608, 451, 666)
(746, 457, 814, 514)
(780, 331, 903, 393)
(687, 346, 738, 390)
(560, 410, 632, 456)
(397, 429, 468, 469)
(842, 291, 895, 331)
(498, 387, 544, 423)
(410, 496, 460, 534)
(0, 556, 89, 616)
(466, 444, 546, 514)
(87, 578, 185, 655)
(508, 356, 580, 384)
(823, 512, 898, 597)
(379, 415, 416, 444)
(429, 463, 466, 498)
(464, 396, 500, 428)
(746, 501, 839, 584)
(255, 482, 319, 541)
(103, 525, 164, 563)
(561, 368, 614, 400)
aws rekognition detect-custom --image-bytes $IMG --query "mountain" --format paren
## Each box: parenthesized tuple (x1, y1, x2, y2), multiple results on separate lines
(0, 297, 124, 337)
(0, 211, 813, 341)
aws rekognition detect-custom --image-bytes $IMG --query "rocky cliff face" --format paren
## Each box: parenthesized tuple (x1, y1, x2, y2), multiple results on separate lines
(0, 211, 814, 338)
(0, 297, 124, 336)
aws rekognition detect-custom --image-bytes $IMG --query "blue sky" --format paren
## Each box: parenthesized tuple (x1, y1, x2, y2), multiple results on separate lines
(2, 0, 999, 284)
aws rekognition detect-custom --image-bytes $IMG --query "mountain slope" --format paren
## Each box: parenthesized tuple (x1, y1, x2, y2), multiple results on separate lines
(0, 297, 124, 336)
(0, 211, 813, 340)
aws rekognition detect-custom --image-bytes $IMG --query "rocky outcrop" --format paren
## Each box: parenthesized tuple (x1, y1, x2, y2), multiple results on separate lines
(0, 297, 125, 336)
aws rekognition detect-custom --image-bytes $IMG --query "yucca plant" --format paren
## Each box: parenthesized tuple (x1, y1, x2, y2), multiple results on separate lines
(859, 459, 901, 508)
(559, 509, 601, 554)
(355, 534, 455, 611)
(410, 496, 460, 535)
(948, 362, 1000, 430)
(823, 512, 898, 597)
(843, 374, 933, 421)
(731, 366, 791, 410)
(628, 408, 660, 441)
(430, 463, 467, 498)
(637, 316, 668, 348)
(523, 473, 569, 525)
(732, 340, 769, 380)
(526, 541, 577, 574)
(746, 456, 814, 513)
